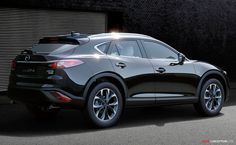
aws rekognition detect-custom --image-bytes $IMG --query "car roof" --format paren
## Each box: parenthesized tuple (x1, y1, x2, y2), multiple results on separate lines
(40, 32, 159, 45)
(88, 32, 156, 41)
(39, 32, 180, 55)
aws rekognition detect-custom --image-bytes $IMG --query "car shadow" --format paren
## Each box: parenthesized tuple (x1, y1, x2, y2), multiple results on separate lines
(0, 103, 224, 137)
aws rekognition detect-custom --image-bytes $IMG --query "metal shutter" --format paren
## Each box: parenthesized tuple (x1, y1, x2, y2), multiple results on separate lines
(0, 8, 106, 91)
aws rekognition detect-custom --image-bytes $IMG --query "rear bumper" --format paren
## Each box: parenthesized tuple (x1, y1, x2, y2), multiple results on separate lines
(8, 86, 85, 108)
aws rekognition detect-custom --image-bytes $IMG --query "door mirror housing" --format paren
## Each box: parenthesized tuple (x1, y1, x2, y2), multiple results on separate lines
(178, 53, 186, 65)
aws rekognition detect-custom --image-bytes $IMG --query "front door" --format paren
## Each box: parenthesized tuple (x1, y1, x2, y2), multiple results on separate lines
(140, 40, 199, 103)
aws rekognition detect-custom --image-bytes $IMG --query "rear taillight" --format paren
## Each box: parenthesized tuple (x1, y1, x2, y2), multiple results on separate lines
(49, 59, 84, 69)
(11, 60, 16, 70)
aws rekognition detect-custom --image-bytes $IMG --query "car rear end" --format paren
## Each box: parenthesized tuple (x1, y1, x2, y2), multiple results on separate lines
(8, 35, 89, 108)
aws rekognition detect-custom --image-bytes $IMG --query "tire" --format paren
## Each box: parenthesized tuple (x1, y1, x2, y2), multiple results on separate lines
(26, 104, 60, 118)
(84, 82, 123, 128)
(194, 78, 225, 116)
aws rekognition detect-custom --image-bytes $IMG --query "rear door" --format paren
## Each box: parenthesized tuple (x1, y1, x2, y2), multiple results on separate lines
(107, 39, 156, 106)
(140, 40, 198, 103)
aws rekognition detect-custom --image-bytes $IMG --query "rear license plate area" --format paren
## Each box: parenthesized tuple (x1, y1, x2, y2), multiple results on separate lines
(16, 64, 48, 76)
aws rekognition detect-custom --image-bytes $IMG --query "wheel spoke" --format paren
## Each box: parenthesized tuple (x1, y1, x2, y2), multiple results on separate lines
(94, 96, 101, 101)
(107, 106, 117, 115)
(215, 88, 221, 93)
(209, 100, 213, 110)
(105, 89, 110, 103)
(108, 93, 116, 102)
(213, 84, 216, 94)
(93, 103, 103, 109)
(204, 95, 210, 100)
(93, 96, 103, 108)
(205, 99, 211, 108)
(109, 101, 118, 106)
(107, 113, 113, 120)
(101, 107, 106, 120)
(212, 100, 216, 110)
(214, 99, 219, 106)
(205, 89, 210, 95)
(215, 95, 222, 99)
(209, 84, 213, 92)
(95, 106, 104, 117)
(100, 89, 104, 97)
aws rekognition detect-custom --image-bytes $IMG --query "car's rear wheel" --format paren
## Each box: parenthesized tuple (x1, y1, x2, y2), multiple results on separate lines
(26, 104, 60, 118)
(194, 78, 225, 116)
(85, 82, 123, 128)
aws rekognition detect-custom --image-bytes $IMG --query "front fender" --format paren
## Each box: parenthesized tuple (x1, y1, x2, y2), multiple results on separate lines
(196, 70, 230, 101)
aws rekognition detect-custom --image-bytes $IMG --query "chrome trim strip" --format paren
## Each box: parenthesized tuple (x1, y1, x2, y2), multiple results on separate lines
(132, 93, 155, 98)
(132, 93, 185, 98)
(155, 93, 184, 97)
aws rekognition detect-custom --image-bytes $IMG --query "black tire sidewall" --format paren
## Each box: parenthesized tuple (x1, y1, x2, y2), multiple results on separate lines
(199, 79, 225, 116)
(86, 82, 123, 128)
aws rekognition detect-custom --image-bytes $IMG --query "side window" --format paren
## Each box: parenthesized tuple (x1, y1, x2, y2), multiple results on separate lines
(111, 40, 142, 57)
(95, 42, 110, 54)
(142, 41, 177, 59)
(110, 46, 119, 56)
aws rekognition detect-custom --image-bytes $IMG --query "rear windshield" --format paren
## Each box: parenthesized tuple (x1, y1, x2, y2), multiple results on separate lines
(32, 44, 78, 55)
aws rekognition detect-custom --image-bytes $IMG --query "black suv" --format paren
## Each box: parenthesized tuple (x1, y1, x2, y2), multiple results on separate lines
(8, 32, 230, 128)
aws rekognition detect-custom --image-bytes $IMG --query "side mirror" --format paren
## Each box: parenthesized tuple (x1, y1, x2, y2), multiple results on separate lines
(178, 53, 186, 65)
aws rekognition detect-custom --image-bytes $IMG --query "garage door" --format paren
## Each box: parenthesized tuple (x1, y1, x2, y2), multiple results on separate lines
(0, 8, 107, 91)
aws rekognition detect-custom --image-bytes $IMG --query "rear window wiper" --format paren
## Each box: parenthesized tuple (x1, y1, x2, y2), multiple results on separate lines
(21, 49, 34, 55)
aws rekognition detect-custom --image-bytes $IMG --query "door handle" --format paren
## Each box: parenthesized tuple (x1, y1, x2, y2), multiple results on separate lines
(156, 67, 166, 73)
(115, 62, 126, 68)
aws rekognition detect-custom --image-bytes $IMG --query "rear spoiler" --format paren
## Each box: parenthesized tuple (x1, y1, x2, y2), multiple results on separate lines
(39, 32, 89, 45)
(39, 37, 80, 45)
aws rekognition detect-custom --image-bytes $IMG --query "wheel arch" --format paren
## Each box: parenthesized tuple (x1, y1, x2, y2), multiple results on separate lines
(197, 70, 229, 101)
(83, 72, 128, 103)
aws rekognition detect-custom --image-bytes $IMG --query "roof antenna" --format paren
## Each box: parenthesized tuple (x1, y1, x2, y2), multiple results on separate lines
(71, 31, 80, 37)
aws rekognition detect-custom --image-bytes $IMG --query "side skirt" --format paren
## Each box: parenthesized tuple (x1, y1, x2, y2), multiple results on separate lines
(126, 96, 198, 107)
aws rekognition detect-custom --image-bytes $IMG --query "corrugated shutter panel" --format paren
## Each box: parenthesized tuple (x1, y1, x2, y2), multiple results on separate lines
(0, 8, 106, 91)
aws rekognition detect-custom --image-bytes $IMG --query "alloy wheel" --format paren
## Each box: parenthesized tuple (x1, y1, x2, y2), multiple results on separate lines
(92, 88, 119, 122)
(204, 83, 222, 112)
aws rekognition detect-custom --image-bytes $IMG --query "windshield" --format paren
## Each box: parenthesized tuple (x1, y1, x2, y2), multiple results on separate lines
(31, 44, 78, 55)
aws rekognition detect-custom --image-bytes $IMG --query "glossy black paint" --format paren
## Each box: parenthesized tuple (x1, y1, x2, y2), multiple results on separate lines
(8, 33, 230, 108)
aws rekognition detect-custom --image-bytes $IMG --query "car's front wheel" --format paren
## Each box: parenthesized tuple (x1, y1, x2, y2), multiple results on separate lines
(194, 78, 225, 116)
(85, 82, 123, 128)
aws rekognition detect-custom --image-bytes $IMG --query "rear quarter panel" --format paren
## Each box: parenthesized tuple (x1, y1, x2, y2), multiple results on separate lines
(63, 54, 114, 96)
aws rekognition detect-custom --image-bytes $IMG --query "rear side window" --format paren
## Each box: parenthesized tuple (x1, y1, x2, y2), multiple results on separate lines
(95, 42, 110, 54)
(111, 40, 142, 57)
(32, 44, 77, 55)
